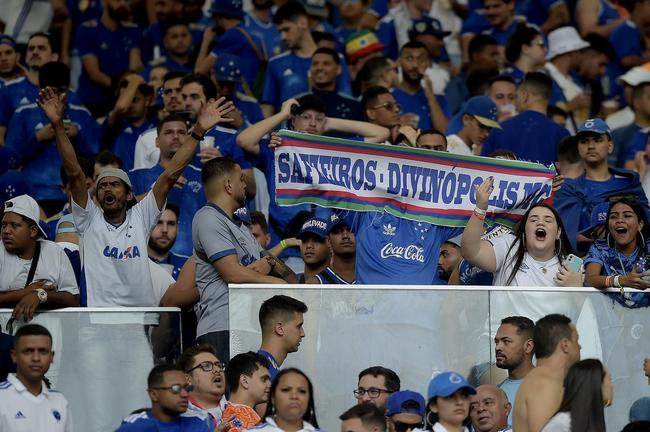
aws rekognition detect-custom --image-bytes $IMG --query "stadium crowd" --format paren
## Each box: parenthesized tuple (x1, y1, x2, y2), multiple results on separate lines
(0, 0, 649, 430)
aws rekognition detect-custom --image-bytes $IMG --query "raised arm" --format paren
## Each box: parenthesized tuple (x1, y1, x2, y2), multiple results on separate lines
(152, 97, 235, 210)
(460, 176, 497, 272)
(105, 74, 145, 129)
(324, 117, 390, 143)
(236, 99, 298, 155)
(38, 87, 88, 208)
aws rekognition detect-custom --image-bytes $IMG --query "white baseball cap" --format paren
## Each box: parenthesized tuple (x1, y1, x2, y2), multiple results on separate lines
(546, 26, 590, 60)
(3, 194, 48, 238)
(618, 63, 650, 86)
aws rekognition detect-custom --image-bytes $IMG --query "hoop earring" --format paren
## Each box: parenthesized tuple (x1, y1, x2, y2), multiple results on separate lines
(426, 411, 436, 428)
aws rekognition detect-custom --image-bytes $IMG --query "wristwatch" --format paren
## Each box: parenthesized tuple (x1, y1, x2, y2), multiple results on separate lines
(34, 288, 48, 304)
(189, 128, 204, 141)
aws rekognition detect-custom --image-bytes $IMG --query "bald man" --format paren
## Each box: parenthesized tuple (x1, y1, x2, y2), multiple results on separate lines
(470, 385, 512, 432)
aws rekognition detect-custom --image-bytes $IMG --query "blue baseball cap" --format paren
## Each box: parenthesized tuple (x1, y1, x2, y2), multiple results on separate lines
(211, 0, 244, 18)
(0, 35, 16, 47)
(234, 206, 251, 225)
(214, 54, 242, 83)
(409, 17, 451, 39)
(576, 118, 611, 138)
(297, 217, 329, 240)
(387, 390, 426, 417)
(578, 201, 609, 237)
(427, 372, 476, 400)
(464, 96, 501, 129)
(327, 213, 350, 234)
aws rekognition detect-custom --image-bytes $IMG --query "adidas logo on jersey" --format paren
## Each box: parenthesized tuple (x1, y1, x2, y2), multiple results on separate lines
(15, 411, 26, 419)
(103, 245, 141, 259)
(382, 224, 396, 236)
(19, 97, 29, 105)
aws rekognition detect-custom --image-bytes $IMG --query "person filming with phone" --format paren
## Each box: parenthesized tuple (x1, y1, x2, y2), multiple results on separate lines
(461, 177, 583, 287)
(584, 197, 650, 307)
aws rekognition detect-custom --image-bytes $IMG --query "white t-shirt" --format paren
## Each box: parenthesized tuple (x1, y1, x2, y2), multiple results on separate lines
(0, 374, 73, 432)
(446, 134, 474, 156)
(0, 239, 78, 295)
(490, 233, 560, 287)
(133, 128, 159, 170)
(149, 259, 174, 305)
(247, 417, 319, 432)
(72, 191, 162, 306)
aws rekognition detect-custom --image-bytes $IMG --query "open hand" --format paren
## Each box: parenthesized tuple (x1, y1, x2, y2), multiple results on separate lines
(37, 87, 66, 124)
(197, 97, 235, 132)
(199, 146, 223, 163)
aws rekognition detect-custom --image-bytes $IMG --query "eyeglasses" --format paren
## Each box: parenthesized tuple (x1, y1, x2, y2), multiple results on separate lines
(186, 361, 225, 373)
(296, 113, 326, 123)
(353, 387, 392, 399)
(372, 102, 401, 112)
(151, 383, 193, 394)
(393, 421, 424, 432)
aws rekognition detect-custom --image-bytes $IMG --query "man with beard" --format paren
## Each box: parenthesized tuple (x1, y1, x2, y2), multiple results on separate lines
(192, 157, 297, 361)
(0, 36, 22, 86)
(116, 364, 212, 431)
(178, 344, 228, 427)
(494, 316, 534, 425)
(143, 20, 195, 78)
(392, 41, 448, 131)
(39, 84, 234, 307)
(147, 203, 187, 279)
(222, 352, 272, 432)
(296, 217, 331, 283)
(133, 71, 186, 170)
(437, 237, 461, 283)
(76, 0, 144, 116)
(195, 0, 266, 92)
(243, 0, 283, 58)
(131, 114, 205, 257)
(0, 33, 61, 144)
(308, 215, 356, 284)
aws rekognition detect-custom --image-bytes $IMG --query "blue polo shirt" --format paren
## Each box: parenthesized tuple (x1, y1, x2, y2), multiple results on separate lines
(76, 19, 143, 104)
(612, 122, 642, 167)
(194, 126, 251, 169)
(5, 103, 100, 202)
(211, 26, 267, 90)
(0, 78, 81, 128)
(142, 21, 205, 63)
(623, 129, 649, 163)
(482, 20, 519, 47)
(235, 93, 265, 127)
(107, 119, 157, 172)
(609, 20, 642, 99)
(243, 13, 283, 58)
(262, 51, 352, 112)
(345, 211, 461, 284)
(392, 87, 449, 130)
(151, 252, 188, 280)
(481, 110, 569, 165)
(523, 0, 565, 27)
(461, 11, 490, 37)
(116, 410, 212, 432)
(130, 163, 205, 257)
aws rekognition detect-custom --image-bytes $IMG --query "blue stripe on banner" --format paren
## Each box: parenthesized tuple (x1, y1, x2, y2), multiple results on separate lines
(11, 0, 35, 40)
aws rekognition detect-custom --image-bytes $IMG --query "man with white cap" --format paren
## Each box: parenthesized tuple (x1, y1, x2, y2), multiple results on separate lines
(0, 194, 78, 321)
(606, 63, 650, 131)
(38, 86, 234, 307)
(544, 26, 592, 128)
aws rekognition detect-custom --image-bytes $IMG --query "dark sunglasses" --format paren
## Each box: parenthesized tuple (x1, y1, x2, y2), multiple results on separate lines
(151, 383, 193, 394)
(393, 421, 424, 432)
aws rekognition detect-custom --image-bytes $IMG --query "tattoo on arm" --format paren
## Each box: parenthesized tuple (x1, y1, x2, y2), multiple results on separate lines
(265, 255, 298, 283)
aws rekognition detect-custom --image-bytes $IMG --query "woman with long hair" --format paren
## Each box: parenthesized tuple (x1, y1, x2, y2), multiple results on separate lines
(424, 372, 475, 432)
(542, 359, 613, 432)
(255, 368, 319, 432)
(585, 197, 650, 307)
(461, 177, 583, 287)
